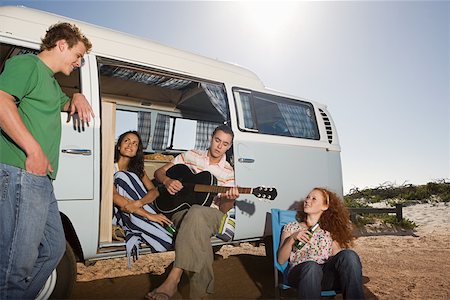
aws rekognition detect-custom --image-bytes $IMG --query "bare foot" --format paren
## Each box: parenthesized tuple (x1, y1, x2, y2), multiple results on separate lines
(147, 266, 182, 299)
(145, 289, 171, 300)
(153, 280, 178, 298)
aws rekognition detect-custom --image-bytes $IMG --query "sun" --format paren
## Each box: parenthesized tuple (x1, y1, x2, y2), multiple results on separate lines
(239, 2, 298, 41)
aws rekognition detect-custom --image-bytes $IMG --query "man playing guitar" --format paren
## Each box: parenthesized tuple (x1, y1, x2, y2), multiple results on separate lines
(149, 125, 239, 300)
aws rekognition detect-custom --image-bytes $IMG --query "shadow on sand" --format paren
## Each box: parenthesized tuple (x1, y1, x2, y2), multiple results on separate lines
(72, 251, 378, 299)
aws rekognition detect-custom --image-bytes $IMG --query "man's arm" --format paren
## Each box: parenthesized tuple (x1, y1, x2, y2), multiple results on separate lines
(154, 162, 183, 195)
(0, 90, 51, 175)
(218, 187, 239, 214)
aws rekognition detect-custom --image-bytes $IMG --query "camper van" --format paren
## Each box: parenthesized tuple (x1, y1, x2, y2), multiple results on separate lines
(0, 6, 343, 298)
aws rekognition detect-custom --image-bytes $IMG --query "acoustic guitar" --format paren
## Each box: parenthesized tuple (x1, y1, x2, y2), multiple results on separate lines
(154, 164, 277, 214)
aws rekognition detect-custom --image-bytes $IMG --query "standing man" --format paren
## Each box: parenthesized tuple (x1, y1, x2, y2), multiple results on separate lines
(149, 125, 239, 300)
(0, 23, 93, 299)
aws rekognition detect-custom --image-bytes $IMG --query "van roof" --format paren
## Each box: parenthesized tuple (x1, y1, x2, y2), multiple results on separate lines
(0, 5, 265, 88)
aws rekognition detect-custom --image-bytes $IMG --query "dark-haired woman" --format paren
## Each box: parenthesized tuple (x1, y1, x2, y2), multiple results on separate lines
(113, 131, 173, 265)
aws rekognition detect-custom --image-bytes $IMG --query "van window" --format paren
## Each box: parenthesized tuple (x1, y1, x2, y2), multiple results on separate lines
(115, 110, 138, 139)
(98, 57, 229, 153)
(235, 89, 320, 140)
(151, 113, 220, 151)
(168, 118, 196, 150)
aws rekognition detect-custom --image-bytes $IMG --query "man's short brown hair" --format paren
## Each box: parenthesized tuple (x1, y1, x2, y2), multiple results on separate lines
(40, 22, 92, 52)
(212, 125, 234, 141)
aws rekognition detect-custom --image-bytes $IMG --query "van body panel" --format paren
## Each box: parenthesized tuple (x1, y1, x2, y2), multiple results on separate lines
(233, 137, 339, 240)
(53, 116, 94, 200)
(57, 200, 99, 259)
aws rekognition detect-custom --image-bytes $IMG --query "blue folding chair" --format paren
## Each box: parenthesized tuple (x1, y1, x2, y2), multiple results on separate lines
(271, 208, 337, 299)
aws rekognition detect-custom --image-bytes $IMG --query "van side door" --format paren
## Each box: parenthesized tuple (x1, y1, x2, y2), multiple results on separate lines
(53, 55, 95, 201)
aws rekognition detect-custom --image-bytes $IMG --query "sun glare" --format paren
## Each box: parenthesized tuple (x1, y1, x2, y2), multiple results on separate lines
(239, 2, 298, 41)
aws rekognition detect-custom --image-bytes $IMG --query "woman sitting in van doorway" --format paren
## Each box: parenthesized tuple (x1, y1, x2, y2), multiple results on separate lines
(277, 188, 365, 300)
(113, 130, 174, 266)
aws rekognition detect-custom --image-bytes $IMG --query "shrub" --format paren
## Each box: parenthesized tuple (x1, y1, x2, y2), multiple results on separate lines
(345, 179, 449, 204)
(381, 215, 417, 230)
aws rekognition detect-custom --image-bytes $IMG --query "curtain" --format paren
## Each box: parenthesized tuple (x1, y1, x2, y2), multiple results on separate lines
(138, 111, 151, 149)
(194, 121, 220, 150)
(152, 113, 170, 151)
(201, 83, 228, 119)
(278, 103, 318, 139)
(240, 93, 255, 129)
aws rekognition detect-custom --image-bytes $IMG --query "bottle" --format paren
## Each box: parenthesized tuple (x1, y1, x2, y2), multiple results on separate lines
(165, 224, 176, 235)
(294, 222, 320, 250)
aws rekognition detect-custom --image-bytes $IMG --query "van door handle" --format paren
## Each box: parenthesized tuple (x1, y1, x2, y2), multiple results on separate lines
(61, 149, 92, 156)
(238, 158, 255, 163)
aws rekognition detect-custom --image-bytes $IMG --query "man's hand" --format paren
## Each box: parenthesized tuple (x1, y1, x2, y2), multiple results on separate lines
(164, 178, 184, 195)
(66, 93, 95, 127)
(222, 186, 239, 201)
(218, 187, 239, 214)
(25, 147, 53, 175)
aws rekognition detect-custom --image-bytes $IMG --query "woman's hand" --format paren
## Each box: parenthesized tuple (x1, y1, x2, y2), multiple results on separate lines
(120, 199, 172, 226)
(292, 228, 312, 246)
(146, 213, 172, 226)
(123, 199, 143, 213)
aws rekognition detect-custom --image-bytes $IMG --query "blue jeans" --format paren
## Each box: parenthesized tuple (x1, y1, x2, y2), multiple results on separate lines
(288, 249, 365, 300)
(0, 163, 65, 299)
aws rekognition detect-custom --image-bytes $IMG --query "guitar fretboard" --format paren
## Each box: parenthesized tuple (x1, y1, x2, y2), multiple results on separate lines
(194, 184, 252, 194)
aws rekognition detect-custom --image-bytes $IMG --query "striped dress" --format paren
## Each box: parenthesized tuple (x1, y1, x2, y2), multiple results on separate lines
(113, 171, 174, 267)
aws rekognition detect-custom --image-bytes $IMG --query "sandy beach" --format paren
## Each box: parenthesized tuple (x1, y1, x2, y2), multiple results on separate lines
(352, 202, 450, 299)
(76, 202, 450, 299)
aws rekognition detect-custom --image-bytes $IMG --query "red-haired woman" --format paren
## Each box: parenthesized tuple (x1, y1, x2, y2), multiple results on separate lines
(277, 188, 365, 299)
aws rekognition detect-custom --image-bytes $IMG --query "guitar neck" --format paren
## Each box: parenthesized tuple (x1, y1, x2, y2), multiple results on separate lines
(194, 184, 252, 194)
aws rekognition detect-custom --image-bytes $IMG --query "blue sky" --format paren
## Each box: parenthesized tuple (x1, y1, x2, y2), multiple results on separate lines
(2, 1, 449, 194)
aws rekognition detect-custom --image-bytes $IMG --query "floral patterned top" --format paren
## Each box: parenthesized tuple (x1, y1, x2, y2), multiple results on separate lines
(283, 221, 333, 269)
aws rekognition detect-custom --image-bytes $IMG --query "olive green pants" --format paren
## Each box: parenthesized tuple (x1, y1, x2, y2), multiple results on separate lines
(171, 205, 224, 299)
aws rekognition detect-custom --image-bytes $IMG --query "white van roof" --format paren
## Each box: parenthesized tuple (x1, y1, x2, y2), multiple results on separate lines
(0, 5, 265, 88)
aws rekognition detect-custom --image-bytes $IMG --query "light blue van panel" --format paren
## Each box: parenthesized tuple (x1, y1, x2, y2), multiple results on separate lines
(233, 137, 342, 240)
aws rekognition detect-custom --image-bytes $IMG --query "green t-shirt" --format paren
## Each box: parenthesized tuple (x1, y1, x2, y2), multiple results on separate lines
(0, 54, 69, 179)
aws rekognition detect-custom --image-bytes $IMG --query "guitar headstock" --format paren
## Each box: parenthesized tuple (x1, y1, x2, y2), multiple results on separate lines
(252, 186, 278, 201)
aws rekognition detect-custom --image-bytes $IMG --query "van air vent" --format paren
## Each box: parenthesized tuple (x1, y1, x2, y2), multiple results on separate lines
(319, 108, 333, 144)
